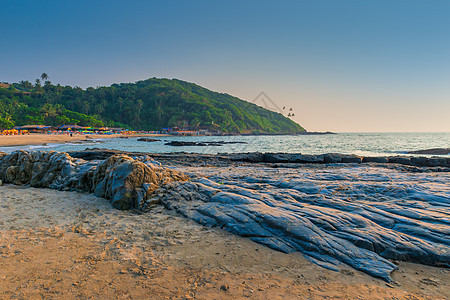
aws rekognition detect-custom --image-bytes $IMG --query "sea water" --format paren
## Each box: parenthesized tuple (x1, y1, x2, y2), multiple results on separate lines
(1, 132, 449, 157)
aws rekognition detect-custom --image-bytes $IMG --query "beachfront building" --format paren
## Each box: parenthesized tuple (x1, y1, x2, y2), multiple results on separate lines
(15, 125, 50, 133)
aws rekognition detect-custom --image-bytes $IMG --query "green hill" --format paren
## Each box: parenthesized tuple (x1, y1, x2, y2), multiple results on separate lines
(0, 78, 305, 134)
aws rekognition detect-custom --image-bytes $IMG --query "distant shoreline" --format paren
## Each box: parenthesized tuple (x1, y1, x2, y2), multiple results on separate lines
(0, 133, 168, 147)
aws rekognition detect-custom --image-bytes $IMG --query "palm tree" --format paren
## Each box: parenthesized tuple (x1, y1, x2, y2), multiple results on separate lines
(136, 99, 144, 123)
(41, 73, 49, 81)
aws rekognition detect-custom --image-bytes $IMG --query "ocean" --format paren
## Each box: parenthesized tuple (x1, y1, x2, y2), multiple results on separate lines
(3, 132, 449, 157)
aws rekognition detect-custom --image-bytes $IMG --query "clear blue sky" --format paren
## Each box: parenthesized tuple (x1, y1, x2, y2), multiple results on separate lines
(1, 0, 449, 132)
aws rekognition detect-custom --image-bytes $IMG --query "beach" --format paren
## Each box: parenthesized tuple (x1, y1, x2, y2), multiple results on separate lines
(1, 184, 448, 299)
(0, 133, 166, 147)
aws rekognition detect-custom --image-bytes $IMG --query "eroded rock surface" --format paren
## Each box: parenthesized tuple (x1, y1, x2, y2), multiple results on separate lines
(0, 150, 188, 209)
(1, 149, 448, 282)
(407, 148, 450, 155)
(225, 152, 450, 167)
(158, 164, 450, 282)
(165, 141, 247, 147)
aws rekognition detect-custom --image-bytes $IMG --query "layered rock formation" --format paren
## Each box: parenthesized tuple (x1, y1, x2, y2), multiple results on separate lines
(158, 164, 450, 282)
(1, 149, 448, 282)
(165, 141, 247, 147)
(407, 148, 450, 155)
(224, 152, 450, 167)
(0, 150, 188, 209)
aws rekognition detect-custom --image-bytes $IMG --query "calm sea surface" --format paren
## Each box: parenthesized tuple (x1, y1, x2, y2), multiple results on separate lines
(2, 132, 449, 157)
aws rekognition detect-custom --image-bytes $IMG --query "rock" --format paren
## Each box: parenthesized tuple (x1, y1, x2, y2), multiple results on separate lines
(69, 149, 125, 160)
(219, 285, 229, 292)
(161, 165, 450, 282)
(293, 154, 325, 163)
(262, 153, 291, 163)
(165, 141, 247, 147)
(340, 155, 362, 163)
(262, 153, 325, 164)
(410, 157, 428, 166)
(388, 156, 411, 165)
(228, 152, 264, 163)
(424, 157, 447, 167)
(362, 157, 389, 163)
(137, 138, 159, 142)
(407, 148, 450, 155)
(322, 153, 342, 163)
(223, 152, 449, 167)
(0, 150, 188, 210)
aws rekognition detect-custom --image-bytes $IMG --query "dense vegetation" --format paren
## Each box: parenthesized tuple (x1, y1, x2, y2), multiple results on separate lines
(0, 76, 305, 133)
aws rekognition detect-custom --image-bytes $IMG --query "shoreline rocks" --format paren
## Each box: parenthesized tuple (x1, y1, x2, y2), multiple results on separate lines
(165, 141, 247, 147)
(0, 150, 188, 210)
(137, 138, 159, 142)
(407, 148, 450, 155)
(0, 148, 448, 282)
(225, 152, 449, 168)
(67, 149, 450, 169)
(159, 165, 450, 282)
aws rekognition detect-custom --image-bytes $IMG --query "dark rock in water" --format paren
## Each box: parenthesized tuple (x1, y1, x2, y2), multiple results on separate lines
(362, 157, 389, 163)
(165, 141, 247, 147)
(262, 153, 325, 164)
(340, 154, 362, 163)
(407, 148, 450, 155)
(410, 156, 448, 167)
(0, 150, 188, 210)
(294, 154, 325, 163)
(137, 138, 159, 142)
(228, 152, 265, 163)
(296, 131, 336, 135)
(225, 152, 449, 167)
(388, 156, 412, 165)
(323, 153, 343, 163)
(262, 153, 291, 163)
(69, 149, 125, 160)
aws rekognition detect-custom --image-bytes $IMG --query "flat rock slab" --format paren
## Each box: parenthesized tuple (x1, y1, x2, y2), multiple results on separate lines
(159, 164, 450, 282)
(137, 138, 160, 142)
(407, 148, 450, 155)
(225, 153, 449, 167)
(165, 141, 247, 147)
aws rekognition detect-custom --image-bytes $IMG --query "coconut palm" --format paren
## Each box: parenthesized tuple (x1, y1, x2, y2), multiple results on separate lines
(41, 73, 49, 81)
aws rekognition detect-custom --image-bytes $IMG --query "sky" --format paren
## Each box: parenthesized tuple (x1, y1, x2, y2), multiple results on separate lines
(1, 0, 449, 132)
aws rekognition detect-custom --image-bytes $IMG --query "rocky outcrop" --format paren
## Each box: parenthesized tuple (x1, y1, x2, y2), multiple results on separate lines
(137, 138, 159, 142)
(159, 165, 450, 282)
(0, 150, 188, 210)
(165, 141, 247, 147)
(67, 149, 450, 169)
(1, 149, 448, 281)
(225, 152, 449, 167)
(407, 148, 450, 155)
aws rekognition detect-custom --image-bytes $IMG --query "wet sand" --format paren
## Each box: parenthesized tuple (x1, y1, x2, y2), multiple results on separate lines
(0, 133, 166, 147)
(0, 184, 448, 299)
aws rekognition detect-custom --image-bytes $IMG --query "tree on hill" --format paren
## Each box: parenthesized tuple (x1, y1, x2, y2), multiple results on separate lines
(0, 77, 306, 133)
(41, 73, 49, 81)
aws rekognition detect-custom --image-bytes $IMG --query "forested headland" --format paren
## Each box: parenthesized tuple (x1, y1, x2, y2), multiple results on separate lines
(0, 75, 305, 134)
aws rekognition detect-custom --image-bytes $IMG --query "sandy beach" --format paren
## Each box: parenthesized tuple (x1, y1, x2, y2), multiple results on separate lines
(0, 133, 166, 147)
(0, 183, 448, 299)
